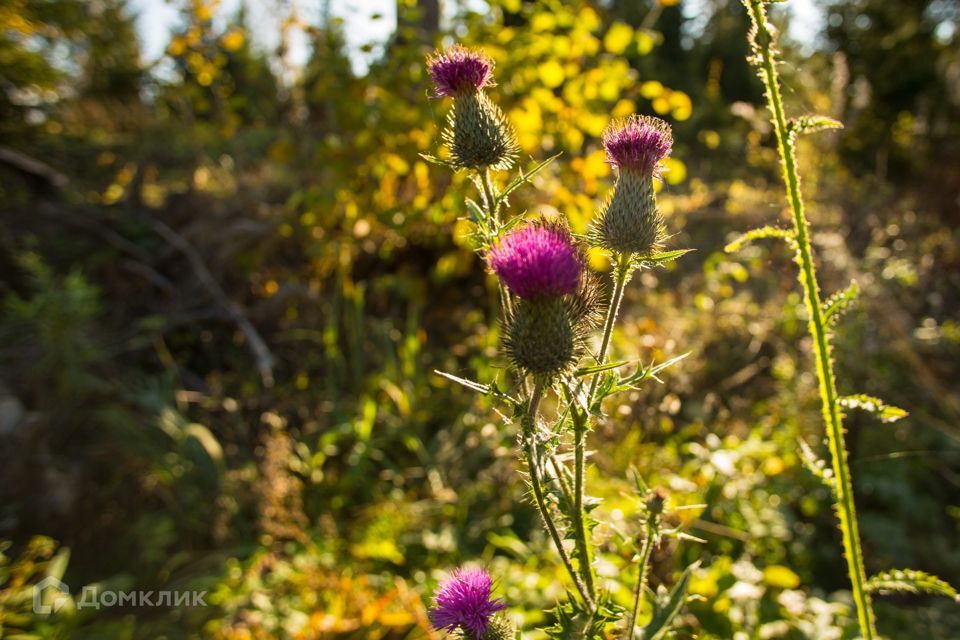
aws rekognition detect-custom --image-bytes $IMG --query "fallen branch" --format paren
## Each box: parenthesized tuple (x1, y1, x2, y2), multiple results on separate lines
(151, 219, 275, 387)
(0, 145, 69, 192)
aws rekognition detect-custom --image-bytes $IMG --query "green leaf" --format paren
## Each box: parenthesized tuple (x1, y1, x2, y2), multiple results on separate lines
(463, 198, 493, 239)
(630, 466, 650, 495)
(789, 114, 843, 137)
(545, 594, 623, 639)
(620, 353, 690, 388)
(633, 248, 694, 267)
(433, 370, 517, 404)
(724, 226, 796, 253)
(866, 569, 960, 602)
(641, 561, 699, 640)
(498, 153, 562, 204)
(797, 438, 835, 491)
(821, 280, 859, 326)
(45, 548, 70, 583)
(417, 152, 456, 168)
(575, 360, 629, 378)
(839, 394, 908, 423)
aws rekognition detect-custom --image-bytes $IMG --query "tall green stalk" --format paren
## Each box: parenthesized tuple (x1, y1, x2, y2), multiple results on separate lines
(523, 381, 595, 610)
(742, 2, 876, 636)
(626, 505, 659, 639)
(569, 252, 633, 602)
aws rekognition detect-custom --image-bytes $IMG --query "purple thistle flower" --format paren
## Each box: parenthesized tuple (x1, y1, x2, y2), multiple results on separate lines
(427, 45, 494, 97)
(602, 115, 673, 176)
(430, 567, 506, 639)
(488, 223, 582, 300)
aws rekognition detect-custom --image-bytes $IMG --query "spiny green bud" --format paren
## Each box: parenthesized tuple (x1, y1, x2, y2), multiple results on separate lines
(645, 487, 668, 516)
(427, 45, 518, 171)
(591, 115, 673, 256)
(595, 170, 664, 255)
(444, 90, 518, 171)
(505, 296, 576, 378)
(449, 614, 517, 640)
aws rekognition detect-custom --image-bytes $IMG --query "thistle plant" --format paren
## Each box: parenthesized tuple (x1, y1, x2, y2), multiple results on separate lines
(424, 44, 698, 639)
(730, 2, 960, 637)
(431, 567, 514, 640)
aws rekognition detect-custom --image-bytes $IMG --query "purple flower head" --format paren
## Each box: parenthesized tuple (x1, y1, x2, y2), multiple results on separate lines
(430, 567, 506, 639)
(427, 45, 494, 97)
(488, 223, 582, 300)
(602, 115, 673, 176)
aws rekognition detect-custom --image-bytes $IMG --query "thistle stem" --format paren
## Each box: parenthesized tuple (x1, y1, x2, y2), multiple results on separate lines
(744, 2, 876, 637)
(588, 252, 632, 401)
(523, 381, 595, 610)
(566, 251, 634, 603)
(573, 418, 596, 599)
(481, 167, 500, 223)
(549, 454, 575, 507)
(626, 514, 658, 639)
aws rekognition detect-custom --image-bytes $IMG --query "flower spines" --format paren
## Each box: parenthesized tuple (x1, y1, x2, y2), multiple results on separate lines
(594, 170, 665, 255)
(443, 91, 518, 171)
(427, 45, 494, 97)
(431, 567, 507, 639)
(592, 115, 673, 256)
(428, 45, 517, 171)
(448, 614, 517, 640)
(488, 222, 582, 300)
(503, 274, 603, 380)
(490, 221, 603, 379)
(602, 114, 673, 176)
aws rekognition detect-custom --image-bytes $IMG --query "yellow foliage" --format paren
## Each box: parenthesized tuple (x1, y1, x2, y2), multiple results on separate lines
(538, 59, 565, 88)
(221, 30, 244, 52)
(604, 22, 634, 55)
(636, 30, 655, 55)
(641, 80, 664, 99)
(670, 90, 693, 121)
(663, 157, 687, 185)
(763, 565, 802, 589)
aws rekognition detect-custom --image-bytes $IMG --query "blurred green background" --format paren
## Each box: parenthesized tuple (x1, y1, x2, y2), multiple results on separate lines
(1, 0, 958, 638)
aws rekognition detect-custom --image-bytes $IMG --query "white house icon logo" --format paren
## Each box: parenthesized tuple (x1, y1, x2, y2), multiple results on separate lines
(33, 576, 70, 614)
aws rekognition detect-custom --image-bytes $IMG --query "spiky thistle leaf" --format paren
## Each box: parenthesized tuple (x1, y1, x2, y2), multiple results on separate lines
(632, 248, 695, 268)
(497, 153, 562, 206)
(839, 394, 908, 424)
(788, 114, 843, 138)
(724, 226, 797, 253)
(640, 561, 699, 640)
(544, 594, 622, 639)
(866, 569, 960, 602)
(798, 438, 835, 491)
(821, 280, 859, 326)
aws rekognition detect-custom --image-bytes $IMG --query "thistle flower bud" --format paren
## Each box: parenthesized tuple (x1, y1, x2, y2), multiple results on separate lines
(603, 114, 673, 177)
(592, 115, 673, 256)
(427, 45, 518, 171)
(645, 487, 668, 516)
(427, 45, 494, 98)
(505, 296, 577, 377)
(430, 567, 507, 640)
(490, 222, 603, 379)
(488, 222, 582, 300)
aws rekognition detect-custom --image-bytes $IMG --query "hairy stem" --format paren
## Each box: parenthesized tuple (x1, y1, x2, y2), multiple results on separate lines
(743, 2, 876, 636)
(588, 252, 632, 401)
(565, 251, 634, 602)
(523, 382, 595, 610)
(626, 515, 658, 639)
(481, 167, 500, 223)
(549, 454, 575, 507)
(573, 418, 596, 599)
